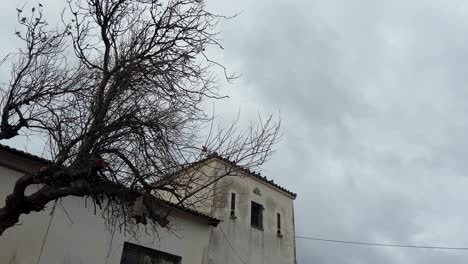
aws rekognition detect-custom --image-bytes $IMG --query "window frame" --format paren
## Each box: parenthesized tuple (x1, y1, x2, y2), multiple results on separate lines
(250, 201, 264, 230)
(120, 242, 182, 264)
(277, 212, 283, 237)
(230, 192, 236, 218)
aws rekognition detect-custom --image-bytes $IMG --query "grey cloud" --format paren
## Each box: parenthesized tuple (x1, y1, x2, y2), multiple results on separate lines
(209, 0, 468, 263)
(2, 0, 468, 263)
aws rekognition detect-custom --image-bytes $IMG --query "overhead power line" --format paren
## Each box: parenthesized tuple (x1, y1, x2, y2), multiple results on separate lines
(220, 226, 247, 264)
(37, 200, 58, 264)
(295, 236, 468, 251)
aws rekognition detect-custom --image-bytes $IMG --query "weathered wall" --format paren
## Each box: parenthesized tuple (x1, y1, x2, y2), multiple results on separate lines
(205, 160, 297, 264)
(158, 160, 220, 215)
(0, 151, 296, 264)
(0, 155, 213, 264)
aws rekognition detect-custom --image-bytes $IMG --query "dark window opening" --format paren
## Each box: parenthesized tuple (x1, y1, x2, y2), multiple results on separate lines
(230, 193, 236, 217)
(277, 213, 282, 236)
(251, 201, 263, 229)
(120, 242, 181, 264)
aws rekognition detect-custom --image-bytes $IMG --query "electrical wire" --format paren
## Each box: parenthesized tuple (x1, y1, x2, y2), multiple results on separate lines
(36, 200, 58, 264)
(295, 236, 468, 250)
(219, 226, 247, 264)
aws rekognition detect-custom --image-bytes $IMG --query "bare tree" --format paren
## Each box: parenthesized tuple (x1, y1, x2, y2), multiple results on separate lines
(0, 0, 280, 236)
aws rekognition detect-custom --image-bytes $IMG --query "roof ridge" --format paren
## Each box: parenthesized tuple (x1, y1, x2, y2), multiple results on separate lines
(0, 144, 297, 199)
(159, 199, 220, 226)
(0, 144, 221, 226)
(0, 144, 50, 164)
(205, 153, 297, 199)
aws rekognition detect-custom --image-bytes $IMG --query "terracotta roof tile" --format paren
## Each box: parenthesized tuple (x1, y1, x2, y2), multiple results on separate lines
(160, 199, 220, 226)
(0, 144, 50, 164)
(180, 153, 297, 199)
(0, 144, 221, 225)
(207, 154, 297, 199)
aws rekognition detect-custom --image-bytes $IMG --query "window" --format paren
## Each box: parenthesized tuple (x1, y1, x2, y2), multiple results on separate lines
(230, 193, 236, 218)
(251, 201, 263, 229)
(277, 213, 282, 237)
(120, 242, 181, 264)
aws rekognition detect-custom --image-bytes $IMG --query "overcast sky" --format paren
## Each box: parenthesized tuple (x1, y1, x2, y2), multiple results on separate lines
(3, 0, 468, 263)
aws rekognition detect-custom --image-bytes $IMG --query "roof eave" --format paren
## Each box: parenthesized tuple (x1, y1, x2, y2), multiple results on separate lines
(209, 156, 297, 199)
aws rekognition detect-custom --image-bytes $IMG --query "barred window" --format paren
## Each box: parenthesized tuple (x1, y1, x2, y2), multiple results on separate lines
(120, 242, 181, 264)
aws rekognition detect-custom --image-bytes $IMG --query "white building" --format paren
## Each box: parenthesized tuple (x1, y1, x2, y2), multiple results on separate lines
(0, 144, 297, 264)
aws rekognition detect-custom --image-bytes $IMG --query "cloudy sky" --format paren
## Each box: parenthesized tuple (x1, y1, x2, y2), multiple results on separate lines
(3, 0, 468, 263)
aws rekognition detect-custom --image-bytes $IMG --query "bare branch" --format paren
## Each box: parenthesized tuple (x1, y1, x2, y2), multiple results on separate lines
(0, 0, 281, 237)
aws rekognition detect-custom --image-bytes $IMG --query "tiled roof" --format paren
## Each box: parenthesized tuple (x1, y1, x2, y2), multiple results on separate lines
(159, 199, 220, 226)
(0, 144, 296, 198)
(0, 144, 221, 225)
(176, 153, 297, 199)
(0, 144, 50, 164)
(205, 153, 297, 199)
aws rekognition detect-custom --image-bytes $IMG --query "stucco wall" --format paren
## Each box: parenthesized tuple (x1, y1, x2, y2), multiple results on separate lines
(156, 159, 297, 264)
(0, 162, 213, 264)
(0, 151, 296, 264)
(205, 160, 297, 264)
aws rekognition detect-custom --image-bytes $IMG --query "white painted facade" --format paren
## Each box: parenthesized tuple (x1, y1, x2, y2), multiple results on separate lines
(205, 159, 297, 264)
(0, 147, 296, 264)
